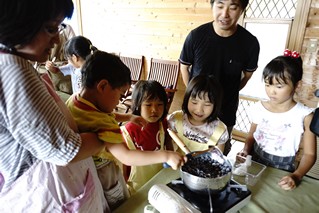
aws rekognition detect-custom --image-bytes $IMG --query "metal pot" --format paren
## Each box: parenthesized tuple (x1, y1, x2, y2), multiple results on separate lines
(180, 147, 232, 194)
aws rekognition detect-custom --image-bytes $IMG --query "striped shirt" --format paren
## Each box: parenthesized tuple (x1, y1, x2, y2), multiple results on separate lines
(0, 53, 81, 191)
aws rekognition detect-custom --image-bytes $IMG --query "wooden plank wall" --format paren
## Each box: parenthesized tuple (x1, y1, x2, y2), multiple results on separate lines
(301, 0, 319, 108)
(79, 0, 212, 112)
(79, 0, 319, 111)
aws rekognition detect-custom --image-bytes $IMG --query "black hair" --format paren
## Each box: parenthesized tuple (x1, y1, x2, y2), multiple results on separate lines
(262, 55, 303, 88)
(131, 80, 168, 120)
(182, 75, 223, 123)
(210, 0, 249, 10)
(81, 51, 131, 89)
(64, 35, 98, 60)
(0, 0, 73, 50)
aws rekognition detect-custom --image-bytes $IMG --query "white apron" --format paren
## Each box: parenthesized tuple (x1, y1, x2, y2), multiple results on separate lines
(0, 159, 108, 212)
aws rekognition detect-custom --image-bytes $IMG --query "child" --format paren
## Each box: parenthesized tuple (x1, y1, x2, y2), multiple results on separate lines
(66, 51, 186, 210)
(121, 80, 175, 193)
(237, 50, 317, 190)
(167, 75, 228, 154)
(46, 35, 97, 94)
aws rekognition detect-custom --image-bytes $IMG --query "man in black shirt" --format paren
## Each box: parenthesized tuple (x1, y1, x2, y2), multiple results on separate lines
(179, 0, 260, 155)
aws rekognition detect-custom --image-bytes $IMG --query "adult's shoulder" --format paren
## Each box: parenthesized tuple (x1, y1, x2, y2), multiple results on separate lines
(0, 53, 33, 71)
(236, 25, 259, 42)
(190, 22, 213, 35)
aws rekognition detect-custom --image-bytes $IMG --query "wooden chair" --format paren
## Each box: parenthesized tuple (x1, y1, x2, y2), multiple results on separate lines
(116, 54, 144, 112)
(120, 58, 179, 114)
(119, 53, 144, 83)
(147, 58, 180, 111)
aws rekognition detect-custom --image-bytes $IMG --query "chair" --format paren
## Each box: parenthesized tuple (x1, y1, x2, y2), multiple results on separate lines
(116, 54, 144, 112)
(147, 58, 180, 111)
(120, 58, 180, 113)
(119, 53, 144, 84)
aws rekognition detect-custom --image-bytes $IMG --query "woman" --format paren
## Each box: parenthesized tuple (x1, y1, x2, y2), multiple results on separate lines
(0, 0, 108, 212)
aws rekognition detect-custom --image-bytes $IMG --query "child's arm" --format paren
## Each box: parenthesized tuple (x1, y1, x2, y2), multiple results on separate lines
(105, 142, 186, 170)
(114, 112, 147, 127)
(216, 128, 228, 153)
(237, 123, 257, 158)
(278, 113, 317, 190)
(71, 133, 105, 163)
(45, 61, 61, 73)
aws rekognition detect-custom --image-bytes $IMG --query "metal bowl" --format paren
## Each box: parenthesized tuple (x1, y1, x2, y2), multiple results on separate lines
(180, 148, 232, 194)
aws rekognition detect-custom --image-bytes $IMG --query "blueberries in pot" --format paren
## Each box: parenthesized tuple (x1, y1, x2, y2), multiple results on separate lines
(182, 155, 231, 178)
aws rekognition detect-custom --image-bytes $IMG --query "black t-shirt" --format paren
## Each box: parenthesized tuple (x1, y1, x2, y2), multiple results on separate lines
(179, 22, 260, 126)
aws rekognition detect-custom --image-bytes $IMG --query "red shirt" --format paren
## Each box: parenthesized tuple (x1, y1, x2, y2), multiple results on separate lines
(124, 119, 168, 151)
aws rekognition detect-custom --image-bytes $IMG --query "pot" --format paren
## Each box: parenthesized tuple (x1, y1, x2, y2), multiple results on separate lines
(180, 147, 232, 194)
(167, 129, 232, 194)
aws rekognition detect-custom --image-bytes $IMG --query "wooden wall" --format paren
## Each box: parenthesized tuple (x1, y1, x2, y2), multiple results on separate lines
(79, 0, 213, 112)
(300, 0, 319, 108)
(79, 0, 319, 111)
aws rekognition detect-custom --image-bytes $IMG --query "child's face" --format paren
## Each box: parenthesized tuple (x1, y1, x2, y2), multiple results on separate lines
(187, 92, 214, 125)
(67, 54, 81, 68)
(264, 77, 295, 105)
(98, 83, 129, 113)
(140, 98, 164, 123)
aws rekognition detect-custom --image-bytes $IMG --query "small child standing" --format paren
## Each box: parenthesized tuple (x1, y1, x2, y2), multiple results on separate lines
(237, 50, 317, 190)
(168, 75, 228, 153)
(121, 80, 174, 193)
(66, 51, 186, 210)
(46, 35, 97, 94)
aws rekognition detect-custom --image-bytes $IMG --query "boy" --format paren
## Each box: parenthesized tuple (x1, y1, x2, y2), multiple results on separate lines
(66, 51, 186, 210)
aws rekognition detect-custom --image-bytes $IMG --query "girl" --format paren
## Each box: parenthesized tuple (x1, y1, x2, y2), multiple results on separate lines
(168, 75, 228, 154)
(121, 80, 174, 193)
(237, 50, 317, 190)
(66, 52, 186, 210)
(45, 35, 97, 94)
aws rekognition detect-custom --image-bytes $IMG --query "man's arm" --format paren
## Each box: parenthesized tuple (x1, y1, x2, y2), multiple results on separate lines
(180, 63, 190, 86)
(239, 71, 254, 91)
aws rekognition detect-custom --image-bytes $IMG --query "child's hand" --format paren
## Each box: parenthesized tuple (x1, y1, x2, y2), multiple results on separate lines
(130, 114, 148, 128)
(45, 61, 59, 73)
(278, 175, 299, 190)
(236, 151, 248, 163)
(165, 151, 187, 170)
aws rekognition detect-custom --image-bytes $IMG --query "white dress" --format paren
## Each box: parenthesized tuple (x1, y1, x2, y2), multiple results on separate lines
(250, 101, 314, 157)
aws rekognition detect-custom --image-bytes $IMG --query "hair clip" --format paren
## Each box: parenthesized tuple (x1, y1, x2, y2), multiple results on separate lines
(283, 49, 300, 58)
(283, 49, 291, 57)
(291, 51, 300, 58)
